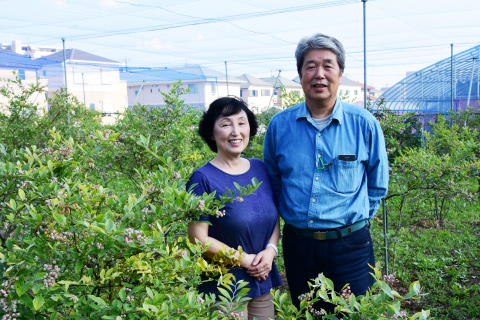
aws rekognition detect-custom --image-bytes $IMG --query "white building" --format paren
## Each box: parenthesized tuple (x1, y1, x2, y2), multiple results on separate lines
(0, 40, 62, 59)
(238, 74, 275, 113)
(41, 49, 128, 123)
(122, 65, 245, 110)
(0, 51, 49, 115)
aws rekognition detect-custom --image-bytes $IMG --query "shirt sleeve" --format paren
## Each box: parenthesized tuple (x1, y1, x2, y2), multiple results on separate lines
(186, 170, 212, 222)
(366, 118, 389, 217)
(263, 117, 282, 205)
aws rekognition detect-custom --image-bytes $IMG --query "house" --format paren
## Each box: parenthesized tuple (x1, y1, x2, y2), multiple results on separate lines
(338, 76, 364, 104)
(0, 40, 62, 59)
(121, 65, 245, 110)
(0, 50, 50, 115)
(40, 49, 128, 123)
(262, 75, 303, 109)
(238, 74, 274, 113)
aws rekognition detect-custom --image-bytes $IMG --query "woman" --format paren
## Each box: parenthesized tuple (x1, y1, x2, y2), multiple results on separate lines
(187, 97, 282, 320)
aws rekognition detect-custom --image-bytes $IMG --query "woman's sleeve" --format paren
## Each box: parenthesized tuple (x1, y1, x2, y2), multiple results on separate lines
(187, 170, 212, 223)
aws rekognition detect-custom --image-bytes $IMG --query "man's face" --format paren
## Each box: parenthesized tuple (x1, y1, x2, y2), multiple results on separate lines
(300, 49, 343, 108)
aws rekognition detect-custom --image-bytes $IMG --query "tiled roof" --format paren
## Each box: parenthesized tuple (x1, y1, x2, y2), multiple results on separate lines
(43, 49, 120, 65)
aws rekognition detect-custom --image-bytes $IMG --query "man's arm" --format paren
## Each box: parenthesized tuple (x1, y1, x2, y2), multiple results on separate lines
(263, 119, 282, 203)
(366, 119, 389, 217)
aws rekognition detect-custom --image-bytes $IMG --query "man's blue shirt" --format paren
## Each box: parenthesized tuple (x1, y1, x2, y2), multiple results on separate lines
(263, 99, 389, 229)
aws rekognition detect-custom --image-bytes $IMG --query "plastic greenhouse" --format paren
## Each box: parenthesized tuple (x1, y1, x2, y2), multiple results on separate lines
(373, 45, 480, 116)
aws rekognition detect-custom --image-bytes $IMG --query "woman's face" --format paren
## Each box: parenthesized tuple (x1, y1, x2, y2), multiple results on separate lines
(212, 110, 250, 158)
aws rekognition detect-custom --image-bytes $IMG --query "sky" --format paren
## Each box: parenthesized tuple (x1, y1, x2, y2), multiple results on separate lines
(2, 0, 480, 89)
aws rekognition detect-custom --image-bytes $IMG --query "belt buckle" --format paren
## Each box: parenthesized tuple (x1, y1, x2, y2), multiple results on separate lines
(314, 231, 327, 240)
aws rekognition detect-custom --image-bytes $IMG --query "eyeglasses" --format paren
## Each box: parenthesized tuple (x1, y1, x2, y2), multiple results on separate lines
(316, 157, 332, 171)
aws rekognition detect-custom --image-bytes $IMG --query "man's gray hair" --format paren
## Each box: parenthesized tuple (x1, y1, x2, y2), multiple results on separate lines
(295, 33, 345, 78)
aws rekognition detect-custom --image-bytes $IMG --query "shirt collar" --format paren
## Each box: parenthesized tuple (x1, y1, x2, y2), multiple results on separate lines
(296, 99, 344, 125)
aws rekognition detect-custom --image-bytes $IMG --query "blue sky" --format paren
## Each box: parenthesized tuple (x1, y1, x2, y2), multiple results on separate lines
(2, 0, 480, 88)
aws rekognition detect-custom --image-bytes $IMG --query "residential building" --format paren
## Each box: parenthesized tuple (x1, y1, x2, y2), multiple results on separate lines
(122, 65, 244, 110)
(238, 74, 274, 113)
(0, 40, 62, 59)
(262, 75, 303, 109)
(0, 51, 49, 115)
(40, 49, 128, 124)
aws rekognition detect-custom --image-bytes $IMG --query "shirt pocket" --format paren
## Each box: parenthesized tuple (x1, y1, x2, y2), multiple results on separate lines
(330, 158, 361, 193)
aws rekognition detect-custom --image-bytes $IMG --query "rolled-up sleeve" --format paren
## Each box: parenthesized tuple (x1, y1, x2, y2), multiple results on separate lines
(366, 119, 389, 217)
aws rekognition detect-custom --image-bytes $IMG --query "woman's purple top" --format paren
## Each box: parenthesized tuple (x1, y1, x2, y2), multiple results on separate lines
(187, 158, 282, 299)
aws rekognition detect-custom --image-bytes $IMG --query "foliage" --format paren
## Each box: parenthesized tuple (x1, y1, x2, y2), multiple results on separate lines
(279, 87, 305, 109)
(370, 102, 423, 161)
(0, 74, 102, 151)
(0, 130, 261, 319)
(273, 265, 429, 320)
(97, 80, 211, 189)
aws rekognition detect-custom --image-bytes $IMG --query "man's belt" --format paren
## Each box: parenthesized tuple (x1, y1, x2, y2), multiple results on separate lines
(286, 219, 367, 240)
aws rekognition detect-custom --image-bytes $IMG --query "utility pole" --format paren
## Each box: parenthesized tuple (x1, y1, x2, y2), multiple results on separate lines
(362, 0, 367, 109)
(224, 61, 229, 96)
(62, 37, 70, 125)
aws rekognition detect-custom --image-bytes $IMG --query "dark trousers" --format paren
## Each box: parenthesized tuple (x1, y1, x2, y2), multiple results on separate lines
(282, 223, 375, 315)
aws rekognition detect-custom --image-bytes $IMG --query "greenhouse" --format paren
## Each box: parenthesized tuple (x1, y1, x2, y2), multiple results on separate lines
(373, 45, 480, 115)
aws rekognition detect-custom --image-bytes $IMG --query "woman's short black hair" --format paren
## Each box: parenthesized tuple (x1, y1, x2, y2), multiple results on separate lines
(198, 96, 258, 153)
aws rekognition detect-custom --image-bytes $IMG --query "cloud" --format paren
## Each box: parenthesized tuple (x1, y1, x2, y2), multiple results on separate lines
(140, 39, 173, 51)
(191, 34, 204, 41)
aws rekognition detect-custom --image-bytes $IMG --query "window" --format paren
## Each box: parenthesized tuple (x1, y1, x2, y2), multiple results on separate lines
(249, 90, 257, 97)
(150, 89, 153, 93)
(354, 90, 358, 95)
(188, 84, 199, 94)
(158, 89, 161, 93)
(211, 83, 216, 94)
(90, 103, 95, 110)
(18, 68, 26, 80)
(135, 90, 139, 95)
(261, 89, 270, 96)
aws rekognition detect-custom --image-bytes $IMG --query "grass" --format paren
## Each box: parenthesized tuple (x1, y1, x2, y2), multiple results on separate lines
(371, 199, 480, 319)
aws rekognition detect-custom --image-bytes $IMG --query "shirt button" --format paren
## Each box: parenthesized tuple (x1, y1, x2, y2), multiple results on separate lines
(316, 177, 319, 181)
(310, 220, 313, 224)
(318, 133, 321, 136)
(312, 199, 316, 203)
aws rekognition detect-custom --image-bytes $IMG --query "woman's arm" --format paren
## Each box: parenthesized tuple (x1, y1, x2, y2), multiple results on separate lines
(247, 216, 281, 279)
(187, 221, 256, 269)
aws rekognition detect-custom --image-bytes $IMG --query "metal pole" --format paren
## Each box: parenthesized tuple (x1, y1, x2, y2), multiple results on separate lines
(224, 61, 229, 96)
(62, 37, 70, 125)
(362, 0, 367, 109)
(467, 58, 476, 108)
(451, 44, 454, 112)
(383, 198, 388, 275)
(82, 72, 86, 107)
(268, 70, 281, 109)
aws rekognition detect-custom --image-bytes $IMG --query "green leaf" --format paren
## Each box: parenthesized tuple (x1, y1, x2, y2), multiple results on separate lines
(88, 295, 107, 306)
(75, 261, 83, 274)
(119, 288, 126, 302)
(15, 281, 29, 297)
(105, 219, 114, 232)
(33, 296, 45, 310)
(22, 294, 34, 309)
(18, 188, 26, 199)
(53, 212, 66, 225)
(146, 286, 154, 299)
(6, 238, 13, 251)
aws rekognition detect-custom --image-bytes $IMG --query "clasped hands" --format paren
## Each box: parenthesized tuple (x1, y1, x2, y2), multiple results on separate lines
(240, 247, 276, 281)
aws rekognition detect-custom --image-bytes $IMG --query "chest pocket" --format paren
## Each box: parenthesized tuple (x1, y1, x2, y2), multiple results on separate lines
(329, 159, 361, 193)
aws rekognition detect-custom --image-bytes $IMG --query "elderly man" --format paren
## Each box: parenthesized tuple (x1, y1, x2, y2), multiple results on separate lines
(263, 33, 389, 314)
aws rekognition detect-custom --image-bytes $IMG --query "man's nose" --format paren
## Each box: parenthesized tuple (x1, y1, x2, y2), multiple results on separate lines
(314, 67, 325, 79)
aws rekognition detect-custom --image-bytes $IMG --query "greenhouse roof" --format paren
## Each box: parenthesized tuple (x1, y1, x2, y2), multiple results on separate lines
(373, 45, 480, 114)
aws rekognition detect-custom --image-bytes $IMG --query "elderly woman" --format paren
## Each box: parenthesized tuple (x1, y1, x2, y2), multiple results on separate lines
(187, 97, 282, 320)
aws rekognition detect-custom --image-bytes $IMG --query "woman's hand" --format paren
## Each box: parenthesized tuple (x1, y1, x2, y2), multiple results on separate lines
(246, 247, 276, 281)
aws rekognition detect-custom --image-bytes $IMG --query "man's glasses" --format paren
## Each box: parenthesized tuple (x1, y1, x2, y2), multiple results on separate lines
(316, 157, 332, 171)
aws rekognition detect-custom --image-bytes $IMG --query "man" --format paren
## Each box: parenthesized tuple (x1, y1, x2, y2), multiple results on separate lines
(263, 33, 389, 314)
